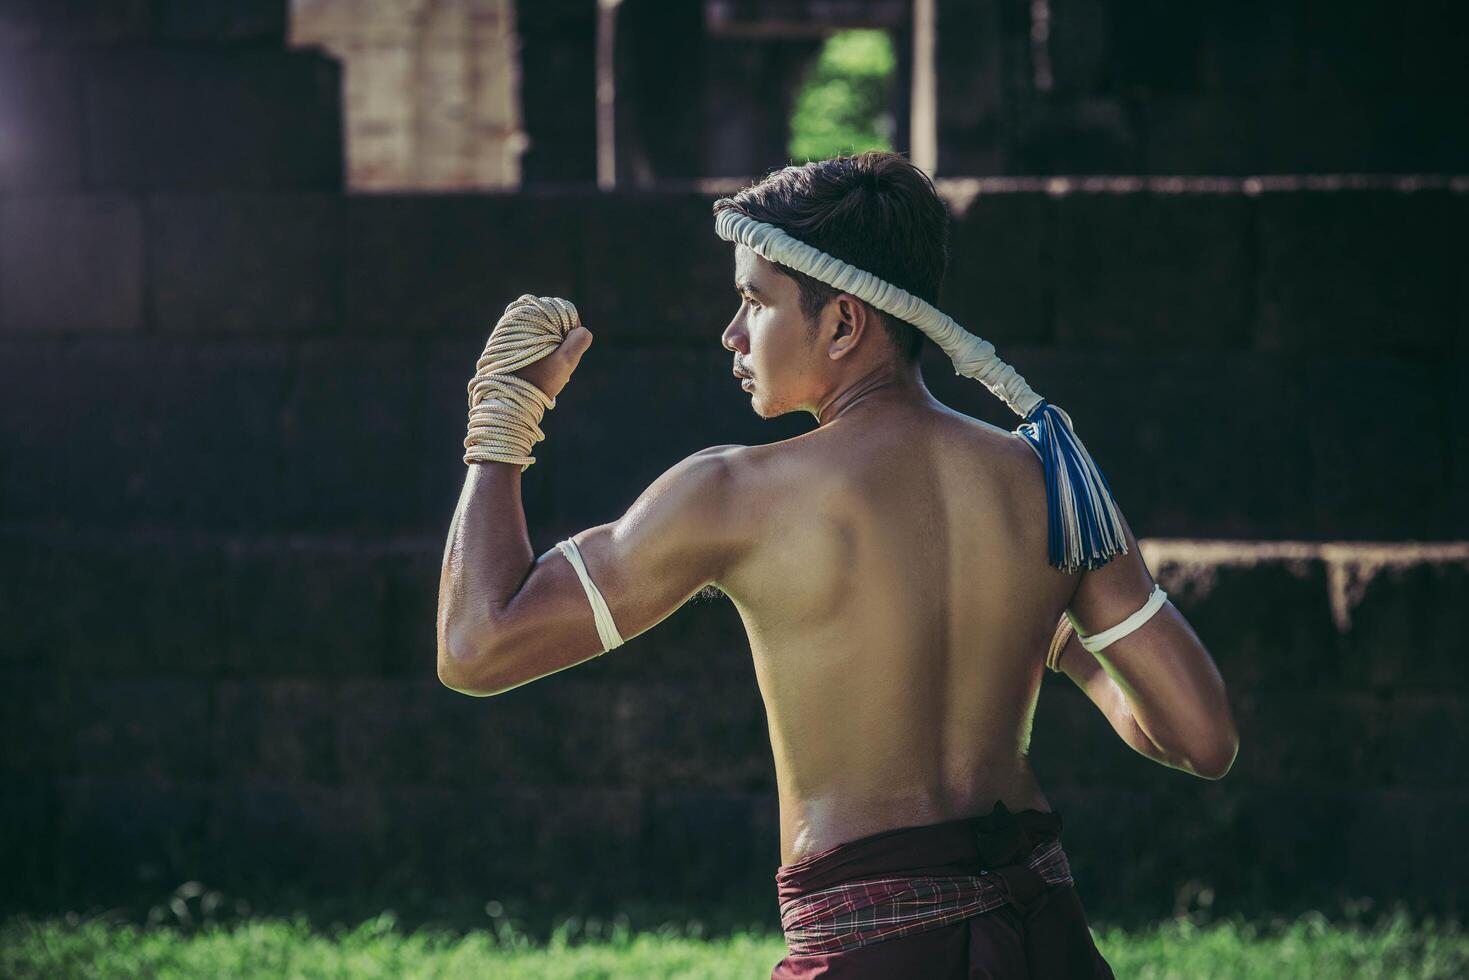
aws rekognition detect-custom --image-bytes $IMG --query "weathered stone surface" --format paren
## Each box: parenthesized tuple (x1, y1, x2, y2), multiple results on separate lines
(1145, 542, 1337, 691)
(55, 776, 210, 890)
(274, 340, 426, 530)
(641, 789, 772, 900)
(0, 775, 54, 906)
(1333, 550, 1469, 691)
(336, 675, 625, 788)
(149, 194, 342, 334)
(0, 51, 84, 190)
(0, 195, 144, 332)
(1258, 190, 1462, 355)
(0, 1, 151, 46)
(217, 546, 392, 676)
(1054, 191, 1252, 349)
(154, 0, 286, 44)
(212, 679, 340, 782)
(343, 194, 584, 335)
(578, 192, 730, 344)
(944, 191, 1054, 347)
(69, 678, 211, 780)
(615, 677, 774, 792)
(83, 49, 343, 191)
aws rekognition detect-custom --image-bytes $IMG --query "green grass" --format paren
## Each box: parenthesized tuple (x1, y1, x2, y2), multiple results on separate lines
(5, 907, 1466, 979)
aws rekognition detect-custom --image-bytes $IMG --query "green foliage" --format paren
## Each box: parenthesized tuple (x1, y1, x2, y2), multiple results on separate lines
(4, 907, 1467, 978)
(788, 30, 896, 163)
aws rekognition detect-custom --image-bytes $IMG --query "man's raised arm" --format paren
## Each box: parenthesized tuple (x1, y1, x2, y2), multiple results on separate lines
(1052, 514, 1239, 780)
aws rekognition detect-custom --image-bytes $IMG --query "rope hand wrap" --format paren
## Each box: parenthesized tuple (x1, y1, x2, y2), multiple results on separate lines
(712, 209, 1128, 573)
(463, 294, 580, 470)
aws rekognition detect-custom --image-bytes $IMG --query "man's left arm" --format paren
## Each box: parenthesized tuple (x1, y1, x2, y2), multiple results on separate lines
(436, 443, 749, 697)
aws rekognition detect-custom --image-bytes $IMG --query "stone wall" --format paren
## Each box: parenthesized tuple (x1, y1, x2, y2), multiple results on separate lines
(1, 0, 1465, 924)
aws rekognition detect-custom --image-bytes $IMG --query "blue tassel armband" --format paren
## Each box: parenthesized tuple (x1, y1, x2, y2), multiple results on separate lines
(1014, 400, 1128, 573)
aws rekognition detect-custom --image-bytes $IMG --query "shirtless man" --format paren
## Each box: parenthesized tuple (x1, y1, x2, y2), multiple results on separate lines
(437, 151, 1238, 977)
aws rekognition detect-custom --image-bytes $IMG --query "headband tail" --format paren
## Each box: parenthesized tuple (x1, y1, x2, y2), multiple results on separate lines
(1015, 401, 1127, 573)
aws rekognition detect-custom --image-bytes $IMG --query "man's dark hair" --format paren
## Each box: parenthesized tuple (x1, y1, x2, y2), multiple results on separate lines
(711, 150, 950, 364)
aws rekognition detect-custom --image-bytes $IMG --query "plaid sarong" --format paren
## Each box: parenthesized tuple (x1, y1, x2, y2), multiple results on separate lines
(778, 836, 1074, 956)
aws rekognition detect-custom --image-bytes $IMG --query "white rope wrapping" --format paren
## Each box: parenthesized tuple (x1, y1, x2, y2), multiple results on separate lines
(713, 210, 1044, 419)
(1067, 584, 1169, 654)
(555, 537, 625, 652)
(463, 294, 579, 469)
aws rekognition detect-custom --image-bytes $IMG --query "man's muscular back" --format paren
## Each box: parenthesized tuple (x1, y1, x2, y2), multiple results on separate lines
(717, 401, 1076, 865)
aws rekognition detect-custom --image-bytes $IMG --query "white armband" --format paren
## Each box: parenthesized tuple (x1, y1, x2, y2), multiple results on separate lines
(556, 537, 625, 653)
(1067, 584, 1169, 654)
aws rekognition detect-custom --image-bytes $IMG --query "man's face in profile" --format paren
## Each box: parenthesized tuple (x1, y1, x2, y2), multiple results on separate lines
(722, 245, 824, 419)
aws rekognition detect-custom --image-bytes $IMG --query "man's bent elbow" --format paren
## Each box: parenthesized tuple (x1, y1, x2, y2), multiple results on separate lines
(437, 642, 505, 697)
(1190, 731, 1240, 780)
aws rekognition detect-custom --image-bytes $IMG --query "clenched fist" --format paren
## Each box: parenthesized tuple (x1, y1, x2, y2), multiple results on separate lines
(513, 324, 594, 400)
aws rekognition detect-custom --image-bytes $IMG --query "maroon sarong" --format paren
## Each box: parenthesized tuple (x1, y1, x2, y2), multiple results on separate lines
(771, 800, 1116, 978)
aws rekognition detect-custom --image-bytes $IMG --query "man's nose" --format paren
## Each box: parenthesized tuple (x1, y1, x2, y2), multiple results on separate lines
(721, 316, 747, 354)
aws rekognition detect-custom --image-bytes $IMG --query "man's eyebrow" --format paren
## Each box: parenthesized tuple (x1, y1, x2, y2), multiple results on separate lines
(735, 278, 765, 296)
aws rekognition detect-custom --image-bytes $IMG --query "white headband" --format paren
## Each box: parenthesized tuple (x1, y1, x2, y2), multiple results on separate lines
(713, 208, 1127, 573)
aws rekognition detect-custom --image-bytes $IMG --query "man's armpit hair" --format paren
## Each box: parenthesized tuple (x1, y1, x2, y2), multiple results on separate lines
(691, 584, 728, 603)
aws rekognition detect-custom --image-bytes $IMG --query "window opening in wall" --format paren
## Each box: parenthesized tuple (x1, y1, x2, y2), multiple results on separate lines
(788, 29, 897, 162)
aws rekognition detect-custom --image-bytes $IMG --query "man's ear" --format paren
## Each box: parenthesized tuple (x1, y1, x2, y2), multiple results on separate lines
(827, 294, 870, 359)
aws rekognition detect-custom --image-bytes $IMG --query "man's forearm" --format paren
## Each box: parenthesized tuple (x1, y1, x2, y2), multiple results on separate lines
(437, 461, 534, 663)
(1056, 630, 1198, 774)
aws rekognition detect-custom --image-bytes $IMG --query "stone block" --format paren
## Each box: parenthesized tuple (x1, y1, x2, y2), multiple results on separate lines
(69, 678, 212, 780)
(0, 672, 67, 772)
(217, 545, 392, 676)
(149, 193, 342, 334)
(0, 195, 143, 331)
(154, 0, 287, 44)
(273, 340, 426, 531)
(1257, 190, 1461, 355)
(381, 547, 442, 675)
(83, 48, 343, 191)
(1044, 0, 1111, 95)
(0, 531, 226, 675)
(615, 677, 774, 791)
(1126, 353, 1311, 538)
(127, 340, 298, 530)
(55, 776, 210, 891)
(1444, 359, 1469, 537)
(1229, 690, 1393, 787)
(1145, 542, 1338, 691)
(578, 192, 731, 344)
(343, 195, 583, 335)
(1303, 358, 1441, 538)
(1107, 1, 1207, 93)
(1382, 695, 1469, 787)
(1335, 552, 1469, 691)
(0, 532, 149, 673)
(0, 0, 150, 46)
(0, 339, 300, 529)
(0, 775, 55, 906)
(1053, 191, 1252, 349)
(944, 190, 1054, 347)
(535, 345, 729, 532)
(212, 679, 341, 782)
(1196, 0, 1305, 93)
(203, 779, 382, 888)
(642, 790, 769, 900)
(1141, 95, 1263, 175)
(1014, 98, 1145, 175)
(336, 675, 625, 788)
(0, 50, 84, 190)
